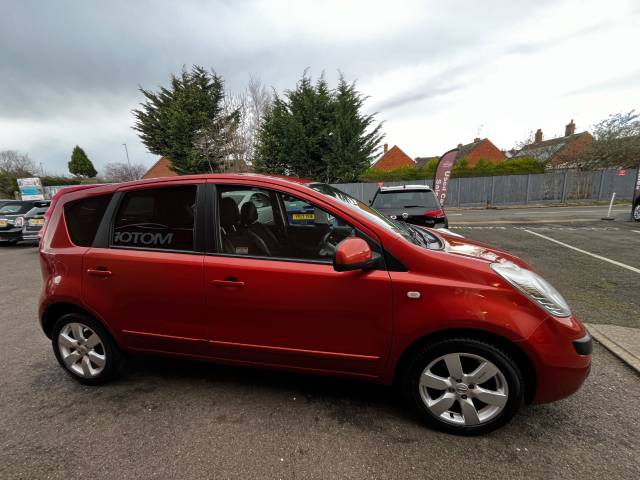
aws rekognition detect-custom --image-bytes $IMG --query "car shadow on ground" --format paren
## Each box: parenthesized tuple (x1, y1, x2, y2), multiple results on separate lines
(119, 353, 418, 422)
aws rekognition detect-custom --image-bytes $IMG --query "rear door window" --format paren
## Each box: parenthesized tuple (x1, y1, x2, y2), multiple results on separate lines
(65, 194, 113, 246)
(112, 186, 197, 252)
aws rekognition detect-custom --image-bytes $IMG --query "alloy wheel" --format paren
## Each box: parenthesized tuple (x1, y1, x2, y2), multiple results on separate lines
(57, 322, 106, 378)
(418, 352, 509, 426)
(634, 204, 640, 221)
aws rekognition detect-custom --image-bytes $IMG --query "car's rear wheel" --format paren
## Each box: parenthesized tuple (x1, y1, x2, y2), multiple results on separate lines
(52, 313, 122, 385)
(633, 202, 640, 222)
(401, 337, 524, 435)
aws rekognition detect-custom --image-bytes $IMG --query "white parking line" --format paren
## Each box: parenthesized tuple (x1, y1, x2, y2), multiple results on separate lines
(523, 229, 640, 274)
(633, 230, 640, 234)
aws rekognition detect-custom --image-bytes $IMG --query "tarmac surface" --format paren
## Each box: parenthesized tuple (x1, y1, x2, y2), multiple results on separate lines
(1, 205, 639, 479)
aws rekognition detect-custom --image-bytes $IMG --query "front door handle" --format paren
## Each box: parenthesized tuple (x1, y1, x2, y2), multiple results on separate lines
(87, 268, 112, 278)
(211, 278, 245, 288)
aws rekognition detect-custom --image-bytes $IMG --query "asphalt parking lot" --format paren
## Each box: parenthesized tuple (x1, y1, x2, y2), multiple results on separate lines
(1, 206, 639, 479)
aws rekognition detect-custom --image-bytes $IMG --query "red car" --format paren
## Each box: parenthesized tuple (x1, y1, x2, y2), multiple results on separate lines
(38, 174, 591, 435)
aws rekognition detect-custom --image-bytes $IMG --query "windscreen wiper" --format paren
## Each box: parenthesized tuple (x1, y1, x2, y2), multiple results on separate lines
(394, 220, 426, 246)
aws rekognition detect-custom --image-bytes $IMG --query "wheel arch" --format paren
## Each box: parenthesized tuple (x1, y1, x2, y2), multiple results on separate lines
(41, 302, 117, 343)
(393, 328, 537, 404)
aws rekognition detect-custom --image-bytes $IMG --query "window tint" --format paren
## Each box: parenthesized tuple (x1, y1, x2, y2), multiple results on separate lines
(112, 186, 196, 252)
(65, 194, 113, 247)
(217, 185, 357, 262)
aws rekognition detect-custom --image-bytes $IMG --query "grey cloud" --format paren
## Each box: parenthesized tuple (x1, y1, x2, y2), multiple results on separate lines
(0, 0, 620, 173)
(567, 70, 640, 96)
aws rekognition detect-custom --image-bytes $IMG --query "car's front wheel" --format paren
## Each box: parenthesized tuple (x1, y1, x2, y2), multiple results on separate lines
(52, 313, 122, 385)
(401, 337, 524, 435)
(633, 202, 640, 222)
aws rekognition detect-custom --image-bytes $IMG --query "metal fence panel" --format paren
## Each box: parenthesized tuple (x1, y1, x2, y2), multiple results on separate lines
(331, 168, 638, 206)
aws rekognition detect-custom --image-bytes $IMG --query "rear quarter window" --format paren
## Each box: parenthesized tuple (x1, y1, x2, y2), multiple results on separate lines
(64, 194, 113, 246)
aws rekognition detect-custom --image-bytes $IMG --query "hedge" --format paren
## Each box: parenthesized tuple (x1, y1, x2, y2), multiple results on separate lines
(359, 156, 544, 182)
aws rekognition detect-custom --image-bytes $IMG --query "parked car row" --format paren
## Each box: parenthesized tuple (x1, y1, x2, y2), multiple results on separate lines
(0, 200, 50, 245)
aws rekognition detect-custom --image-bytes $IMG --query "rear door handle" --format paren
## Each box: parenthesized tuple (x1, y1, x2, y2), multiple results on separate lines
(87, 268, 112, 278)
(211, 279, 245, 288)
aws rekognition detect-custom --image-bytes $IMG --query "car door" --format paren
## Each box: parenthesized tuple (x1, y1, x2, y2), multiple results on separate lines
(203, 181, 393, 377)
(82, 182, 208, 356)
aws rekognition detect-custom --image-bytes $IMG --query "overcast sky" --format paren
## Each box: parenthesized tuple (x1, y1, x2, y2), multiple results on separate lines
(1, 0, 639, 175)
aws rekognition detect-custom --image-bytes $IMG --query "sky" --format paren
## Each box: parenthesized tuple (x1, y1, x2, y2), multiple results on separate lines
(1, 0, 639, 175)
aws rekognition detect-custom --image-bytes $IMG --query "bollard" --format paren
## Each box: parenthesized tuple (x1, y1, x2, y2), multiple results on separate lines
(601, 192, 616, 220)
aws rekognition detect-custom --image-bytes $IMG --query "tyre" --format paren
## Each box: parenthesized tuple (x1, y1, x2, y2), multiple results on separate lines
(401, 337, 524, 435)
(52, 313, 123, 385)
(633, 202, 640, 222)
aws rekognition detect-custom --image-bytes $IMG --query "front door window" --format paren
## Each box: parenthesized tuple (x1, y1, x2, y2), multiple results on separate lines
(216, 185, 358, 262)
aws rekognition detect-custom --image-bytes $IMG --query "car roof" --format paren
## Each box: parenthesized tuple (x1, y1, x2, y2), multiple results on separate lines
(53, 174, 315, 200)
(379, 185, 432, 192)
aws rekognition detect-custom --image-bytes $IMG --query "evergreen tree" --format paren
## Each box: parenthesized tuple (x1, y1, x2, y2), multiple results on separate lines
(327, 76, 384, 182)
(133, 65, 239, 174)
(68, 145, 97, 178)
(254, 73, 383, 182)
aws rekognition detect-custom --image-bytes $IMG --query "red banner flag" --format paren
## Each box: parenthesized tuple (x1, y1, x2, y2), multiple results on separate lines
(632, 163, 640, 220)
(433, 148, 460, 206)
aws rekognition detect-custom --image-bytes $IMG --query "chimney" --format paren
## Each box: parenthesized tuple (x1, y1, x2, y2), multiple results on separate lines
(474, 137, 481, 143)
(534, 129, 543, 144)
(383, 143, 388, 154)
(457, 143, 463, 148)
(565, 119, 575, 137)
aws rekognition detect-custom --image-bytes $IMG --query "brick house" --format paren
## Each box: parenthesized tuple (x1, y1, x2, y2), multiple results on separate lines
(142, 157, 178, 179)
(455, 138, 506, 167)
(514, 120, 593, 168)
(371, 144, 415, 171)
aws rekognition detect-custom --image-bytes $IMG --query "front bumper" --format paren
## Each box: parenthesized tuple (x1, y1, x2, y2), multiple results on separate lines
(519, 314, 592, 404)
(21, 226, 42, 242)
(0, 228, 22, 241)
(0, 226, 41, 242)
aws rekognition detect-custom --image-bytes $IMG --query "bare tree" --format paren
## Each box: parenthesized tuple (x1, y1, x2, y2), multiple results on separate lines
(245, 76, 272, 164)
(103, 162, 147, 182)
(583, 110, 640, 168)
(0, 150, 37, 177)
(192, 76, 271, 172)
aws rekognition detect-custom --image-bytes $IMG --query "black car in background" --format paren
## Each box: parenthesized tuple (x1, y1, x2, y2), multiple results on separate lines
(0, 200, 50, 245)
(371, 185, 448, 228)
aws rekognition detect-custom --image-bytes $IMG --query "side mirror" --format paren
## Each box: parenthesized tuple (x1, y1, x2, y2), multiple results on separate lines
(333, 237, 380, 272)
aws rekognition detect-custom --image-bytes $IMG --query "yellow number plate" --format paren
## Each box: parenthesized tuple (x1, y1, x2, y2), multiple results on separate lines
(292, 213, 315, 220)
(30, 219, 45, 226)
(0, 220, 7, 228)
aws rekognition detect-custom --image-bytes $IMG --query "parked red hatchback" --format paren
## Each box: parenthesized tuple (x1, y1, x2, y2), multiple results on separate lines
(39, 174, 591, 435)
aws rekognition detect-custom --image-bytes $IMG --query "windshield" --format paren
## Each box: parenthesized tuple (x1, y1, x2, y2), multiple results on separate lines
(372, 190, 439, 209)
(28, 207, 49, 216)
(310, 183, 442, 249)
(0, 203, 31, 215)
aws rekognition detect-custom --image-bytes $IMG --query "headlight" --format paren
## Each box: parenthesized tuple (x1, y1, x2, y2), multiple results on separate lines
(491, 261, 571, 317)
(14, 217, 24, 227)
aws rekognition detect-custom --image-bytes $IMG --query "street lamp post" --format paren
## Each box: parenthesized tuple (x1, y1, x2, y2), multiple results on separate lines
(122, 143, 132, 180)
